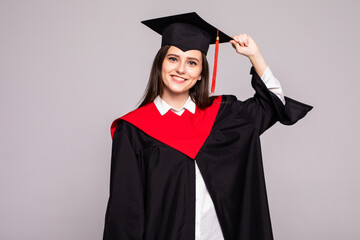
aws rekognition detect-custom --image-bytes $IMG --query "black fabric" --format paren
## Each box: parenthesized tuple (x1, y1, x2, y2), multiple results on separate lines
(161, 22, 212, 54)
(141, 12, 233, 54)
(103, 68, 312, 240)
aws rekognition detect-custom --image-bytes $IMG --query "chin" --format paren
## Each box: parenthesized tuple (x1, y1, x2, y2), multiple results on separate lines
(168, 88, 190, 95)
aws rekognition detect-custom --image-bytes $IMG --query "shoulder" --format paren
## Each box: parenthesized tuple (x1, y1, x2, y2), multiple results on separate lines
(200, 95, 245, 118)
(111, 119, 134, 140)
(206, 94, 238, 107)
(212, 94, 241, 110)
(219, 94, 238, 104)
(210, 94, 242, 119)
(215, 94, 257, 120)
(111, 103, 156, 139)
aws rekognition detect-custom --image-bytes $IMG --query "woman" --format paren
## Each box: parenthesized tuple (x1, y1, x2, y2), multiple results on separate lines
(103, 12, 312, 240)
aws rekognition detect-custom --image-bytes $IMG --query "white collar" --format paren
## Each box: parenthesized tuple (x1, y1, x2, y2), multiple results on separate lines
(153, 95, 196, 116)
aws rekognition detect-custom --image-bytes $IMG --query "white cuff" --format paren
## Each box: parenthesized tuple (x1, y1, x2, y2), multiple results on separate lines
(261, 66, 285, 105)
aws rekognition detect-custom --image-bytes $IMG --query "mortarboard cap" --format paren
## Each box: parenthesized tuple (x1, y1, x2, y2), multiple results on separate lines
(141, 12, 232, 54)
(141, 12, 233, 93)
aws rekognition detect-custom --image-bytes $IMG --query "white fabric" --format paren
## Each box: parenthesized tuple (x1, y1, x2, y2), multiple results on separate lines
(261, 67, 285, 104)
(153, 95, 195, 116)
(153, 66, 284, 240)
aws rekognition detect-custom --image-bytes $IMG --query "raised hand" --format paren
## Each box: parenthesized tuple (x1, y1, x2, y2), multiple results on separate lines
(230, 34, 268, 77)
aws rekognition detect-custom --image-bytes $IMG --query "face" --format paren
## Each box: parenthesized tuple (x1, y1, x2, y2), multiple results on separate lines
(161, 46, 202, 97)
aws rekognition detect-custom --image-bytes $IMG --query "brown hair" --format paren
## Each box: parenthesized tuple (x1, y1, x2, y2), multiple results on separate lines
(138, 45, 216, 109)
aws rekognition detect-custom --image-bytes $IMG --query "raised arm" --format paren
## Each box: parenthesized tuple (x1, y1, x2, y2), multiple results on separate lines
(230, 33, 267, 78)
(229, 34, 312, 134)
(230, 34, 285, 104)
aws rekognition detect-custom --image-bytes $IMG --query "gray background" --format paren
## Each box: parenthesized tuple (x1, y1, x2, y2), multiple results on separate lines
(1, 0, 359, 239)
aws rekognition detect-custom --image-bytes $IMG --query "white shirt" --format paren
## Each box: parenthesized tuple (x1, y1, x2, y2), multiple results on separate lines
(153, 66, 285, 240)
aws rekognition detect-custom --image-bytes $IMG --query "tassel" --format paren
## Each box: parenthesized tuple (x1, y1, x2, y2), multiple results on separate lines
(211, 29, 219, 94)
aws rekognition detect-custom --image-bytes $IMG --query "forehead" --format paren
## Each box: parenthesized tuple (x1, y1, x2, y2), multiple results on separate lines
(167, 46, 202, 59)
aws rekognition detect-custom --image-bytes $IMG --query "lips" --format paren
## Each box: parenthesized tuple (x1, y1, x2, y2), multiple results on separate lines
(171, 75, 187, 83)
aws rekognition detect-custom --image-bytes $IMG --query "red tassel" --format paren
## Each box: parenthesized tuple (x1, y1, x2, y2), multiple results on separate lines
(211, 29, 219, 94)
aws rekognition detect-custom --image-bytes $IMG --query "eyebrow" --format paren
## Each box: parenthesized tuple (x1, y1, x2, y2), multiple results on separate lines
(167, 53, 200, 63)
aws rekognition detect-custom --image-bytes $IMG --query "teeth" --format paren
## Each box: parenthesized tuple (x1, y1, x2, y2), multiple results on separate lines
(172, 75, 185, 81)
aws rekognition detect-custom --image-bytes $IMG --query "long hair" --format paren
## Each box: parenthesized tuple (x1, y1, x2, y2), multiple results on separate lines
(138, 45, 215, 109)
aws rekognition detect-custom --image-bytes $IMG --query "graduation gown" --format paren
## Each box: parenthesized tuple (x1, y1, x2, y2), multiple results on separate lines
(103, 67, 313, 240)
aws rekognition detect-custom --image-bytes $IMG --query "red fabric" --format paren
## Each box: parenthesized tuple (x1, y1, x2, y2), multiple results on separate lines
(211, 29, 219, 94)
(110, 96, 222, 159)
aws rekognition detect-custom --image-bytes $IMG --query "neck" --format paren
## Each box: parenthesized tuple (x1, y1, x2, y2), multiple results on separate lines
(161, 91, 189, 110)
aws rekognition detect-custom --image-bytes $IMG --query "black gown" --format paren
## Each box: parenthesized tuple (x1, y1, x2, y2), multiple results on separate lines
(103, 67, 313, 240)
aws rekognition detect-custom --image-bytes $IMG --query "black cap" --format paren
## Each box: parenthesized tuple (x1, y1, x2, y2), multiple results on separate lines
(141, 12, 232, 55)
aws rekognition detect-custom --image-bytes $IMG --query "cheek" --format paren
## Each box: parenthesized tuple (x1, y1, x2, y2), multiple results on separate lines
(161, 62, 166, 76)
(162, 61, 173, 74)
(161, 62, 169, 82)
(189, 67, 202, 79)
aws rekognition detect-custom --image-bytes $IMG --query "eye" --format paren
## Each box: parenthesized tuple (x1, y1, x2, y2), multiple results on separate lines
(168, 57, 177, 62)
(188, 61, 197, 66)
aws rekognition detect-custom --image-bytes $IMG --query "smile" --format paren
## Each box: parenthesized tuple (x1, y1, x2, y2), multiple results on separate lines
(171, 75, 187, 83)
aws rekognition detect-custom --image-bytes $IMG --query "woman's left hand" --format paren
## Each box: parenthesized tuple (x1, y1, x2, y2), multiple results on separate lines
(230, 33, 268, 77)
(230, 34, 261, 58)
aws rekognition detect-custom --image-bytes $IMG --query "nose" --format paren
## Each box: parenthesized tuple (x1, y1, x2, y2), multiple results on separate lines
(175, 61, 186, 75)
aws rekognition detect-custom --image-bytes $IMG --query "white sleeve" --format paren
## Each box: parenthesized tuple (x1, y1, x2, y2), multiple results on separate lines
(261, 66, 286, 105)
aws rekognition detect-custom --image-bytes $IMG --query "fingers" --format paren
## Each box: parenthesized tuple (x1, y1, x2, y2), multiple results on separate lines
(230, 40, 241, 52)
(230, 34, 260, 57)
(229, 40, 237, 48)
(231, 34, 250, 47)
